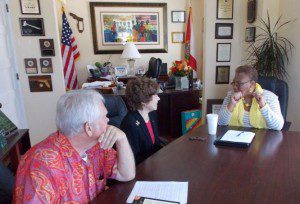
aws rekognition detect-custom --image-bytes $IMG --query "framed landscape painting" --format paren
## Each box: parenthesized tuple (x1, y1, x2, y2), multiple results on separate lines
(90, 2, 168, 54)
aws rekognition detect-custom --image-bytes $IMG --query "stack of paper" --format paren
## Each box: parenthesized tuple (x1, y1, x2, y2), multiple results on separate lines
(82, 81, 112, 89)
(220, 130, 255, 144)
(127, 181, 188, 204)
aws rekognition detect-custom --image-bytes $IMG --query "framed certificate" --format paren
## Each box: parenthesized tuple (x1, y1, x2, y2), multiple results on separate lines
(171, 11, 185, 23)
(171, 32, 185, 43)
(217, 0, 234, 19)
(215, 23, 233, 39)
(216, 43, 231, 62)
(20, 0, 41, 15)
(216, 66, 230, 84)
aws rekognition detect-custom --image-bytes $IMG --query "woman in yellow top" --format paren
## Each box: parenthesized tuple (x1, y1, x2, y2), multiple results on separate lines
(218, 66, 284, 130)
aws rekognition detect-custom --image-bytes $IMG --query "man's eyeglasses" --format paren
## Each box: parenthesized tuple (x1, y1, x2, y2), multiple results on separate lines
(231, 80, 251, 87)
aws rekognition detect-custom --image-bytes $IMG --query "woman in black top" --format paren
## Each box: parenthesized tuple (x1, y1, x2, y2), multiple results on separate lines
(120, 77, 162, 165)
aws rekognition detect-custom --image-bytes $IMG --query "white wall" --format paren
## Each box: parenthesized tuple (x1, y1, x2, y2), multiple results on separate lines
(278, 0, 300, 131)
(8, 0, 66, 145)
(202, 0, 246, 111)
(54, 0, 204, 85)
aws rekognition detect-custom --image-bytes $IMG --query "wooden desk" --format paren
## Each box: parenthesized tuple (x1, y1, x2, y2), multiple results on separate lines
(92, 126, 300, 203)
(103, 88, 201, 138)
(0, 129, 31, 172)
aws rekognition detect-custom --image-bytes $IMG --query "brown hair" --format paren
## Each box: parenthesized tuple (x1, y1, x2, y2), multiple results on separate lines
(235, 65, 258, 82)
(126, 77, 159, 111)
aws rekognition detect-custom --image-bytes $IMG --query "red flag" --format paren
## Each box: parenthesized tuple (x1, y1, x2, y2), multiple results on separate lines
(185, 7, 197, 72)
(61, 11, 80, 90)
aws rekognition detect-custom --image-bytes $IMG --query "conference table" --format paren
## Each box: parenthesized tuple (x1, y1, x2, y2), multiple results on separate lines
(92, 125, 300, 203)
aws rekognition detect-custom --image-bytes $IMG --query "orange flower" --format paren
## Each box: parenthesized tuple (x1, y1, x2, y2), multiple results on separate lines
(169, 60, 192, 77)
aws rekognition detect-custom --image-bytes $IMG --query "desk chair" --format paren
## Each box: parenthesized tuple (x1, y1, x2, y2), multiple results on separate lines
(103, 95, 127, 128)
(258, 76, 291, 130)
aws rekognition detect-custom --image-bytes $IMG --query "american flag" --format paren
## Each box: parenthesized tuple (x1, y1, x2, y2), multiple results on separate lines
(61, 11, 80, 90)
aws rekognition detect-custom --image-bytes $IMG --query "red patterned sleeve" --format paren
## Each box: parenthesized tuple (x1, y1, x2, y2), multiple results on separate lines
(104, 148, 118, 179)
(13, 154, 58, 204)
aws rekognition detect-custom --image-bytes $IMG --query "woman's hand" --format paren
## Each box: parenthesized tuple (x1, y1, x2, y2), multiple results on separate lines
(227, 92, 243, 112)
(253, 91, 266, 108)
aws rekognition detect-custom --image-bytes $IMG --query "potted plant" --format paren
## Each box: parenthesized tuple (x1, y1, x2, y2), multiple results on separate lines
(169, 60, 192, 90)
(246, 12, 294, 80)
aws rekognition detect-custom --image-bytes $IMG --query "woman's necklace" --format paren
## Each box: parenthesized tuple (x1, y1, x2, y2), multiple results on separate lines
(242, 97, 252, 107)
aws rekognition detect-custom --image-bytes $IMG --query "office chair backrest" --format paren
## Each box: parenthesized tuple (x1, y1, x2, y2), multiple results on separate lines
(103, 95, 127, 128)
(258, 76, 289, 120)
(146, 57, 162, 79)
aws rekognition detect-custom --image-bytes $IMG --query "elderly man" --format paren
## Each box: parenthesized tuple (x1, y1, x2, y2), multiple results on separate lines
(13, 90, 135, 203)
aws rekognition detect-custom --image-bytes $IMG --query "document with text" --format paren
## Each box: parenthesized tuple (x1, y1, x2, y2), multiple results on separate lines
(220, 130, 255, 143)
(127, 181, 188, 204)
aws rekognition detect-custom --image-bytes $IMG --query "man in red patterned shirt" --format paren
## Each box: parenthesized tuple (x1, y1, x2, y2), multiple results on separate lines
(13, 90, 135, 203)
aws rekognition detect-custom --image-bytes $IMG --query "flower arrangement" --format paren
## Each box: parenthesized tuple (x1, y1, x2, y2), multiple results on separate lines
(169, 60, 192, 77)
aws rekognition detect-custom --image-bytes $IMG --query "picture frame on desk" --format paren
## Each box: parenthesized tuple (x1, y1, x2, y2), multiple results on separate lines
(90, 2, 168, 54)
(114, 66, 127, 77)
(206, 99, 223, 114)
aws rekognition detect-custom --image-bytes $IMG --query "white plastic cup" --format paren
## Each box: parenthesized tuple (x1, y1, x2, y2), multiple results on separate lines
(206, 114, 218, 135)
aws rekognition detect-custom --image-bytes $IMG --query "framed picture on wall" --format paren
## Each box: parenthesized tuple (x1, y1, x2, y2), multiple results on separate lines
(20, 0, 41, 15)
(28, 75, 53, 92)
(216, 66, 230, 84)
(90, 2, 168, 54)
(215, 23, 233, 39)
(216, 43, 231, 62)
(19, 18, 44, 36)
(40, 58, 53, 73)
(171, 11, 185, 23)
(171, 32, 185, 43)
(217, 0, 234, 20)
(24, 58, 38, 74)
(247, 0, 256, 23)
(245, 27, 256, 42)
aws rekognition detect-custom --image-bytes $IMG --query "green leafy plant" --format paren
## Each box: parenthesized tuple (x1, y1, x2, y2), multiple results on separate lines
(247, 12, 295, 80)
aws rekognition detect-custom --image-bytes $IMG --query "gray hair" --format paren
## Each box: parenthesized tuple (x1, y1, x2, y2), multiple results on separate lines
(56, 89, 105, 137)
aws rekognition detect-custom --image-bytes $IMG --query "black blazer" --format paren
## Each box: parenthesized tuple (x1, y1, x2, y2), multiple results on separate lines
(120, 110, 162, 165)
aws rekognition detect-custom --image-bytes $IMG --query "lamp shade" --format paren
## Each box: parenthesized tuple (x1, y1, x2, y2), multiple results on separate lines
(121, 42, 141, 59)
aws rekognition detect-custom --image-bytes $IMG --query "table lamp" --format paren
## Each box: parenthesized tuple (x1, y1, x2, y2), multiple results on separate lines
(121, 42, 141, 76)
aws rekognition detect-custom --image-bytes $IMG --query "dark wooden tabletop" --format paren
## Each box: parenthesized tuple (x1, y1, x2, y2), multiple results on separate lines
(92, 125, 300, 204)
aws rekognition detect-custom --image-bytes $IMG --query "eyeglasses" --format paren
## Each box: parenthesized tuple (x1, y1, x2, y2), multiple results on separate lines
(231, 80, 251, 88)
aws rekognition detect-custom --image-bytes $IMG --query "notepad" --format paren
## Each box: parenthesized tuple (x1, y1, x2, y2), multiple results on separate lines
(127, 181, 188, 204)
(214, 130, 255, 148)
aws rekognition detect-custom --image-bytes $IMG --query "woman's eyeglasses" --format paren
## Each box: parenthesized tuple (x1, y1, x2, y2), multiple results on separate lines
(231, 80, 250, 88)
